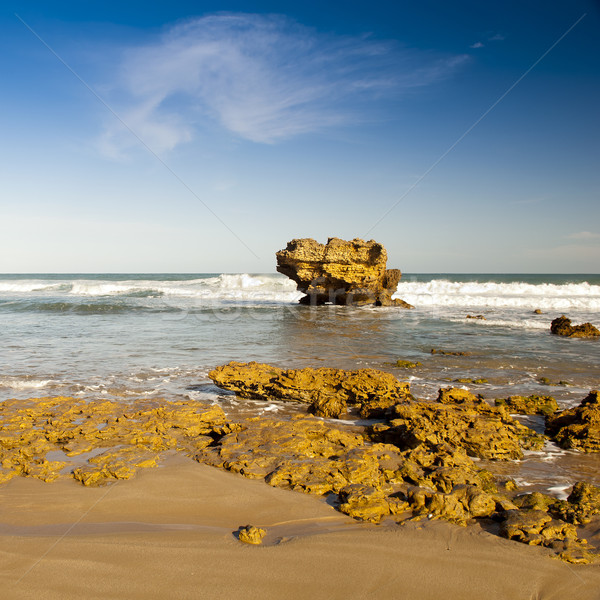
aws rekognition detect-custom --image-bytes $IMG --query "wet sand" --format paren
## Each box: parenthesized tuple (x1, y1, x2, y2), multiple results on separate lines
(1, 455, 599, 600)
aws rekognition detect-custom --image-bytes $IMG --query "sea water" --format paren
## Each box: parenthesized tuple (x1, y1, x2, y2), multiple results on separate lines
(1, 272, 599, 493)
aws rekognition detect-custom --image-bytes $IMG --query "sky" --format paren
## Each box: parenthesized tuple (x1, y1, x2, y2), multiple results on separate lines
(1, 0, 599, 273)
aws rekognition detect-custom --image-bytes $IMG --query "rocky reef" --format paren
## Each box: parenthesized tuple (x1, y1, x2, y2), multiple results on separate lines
(550, 316, 600, 338)
(0, 396, 238, 486)
(370, 387, 545, 461)
(205, 362, 600, 562)
(209, 361, 411, 419)
(276, 237, 412, 307)
(546, 391, 600, 452)
(2, 379, 600, 564)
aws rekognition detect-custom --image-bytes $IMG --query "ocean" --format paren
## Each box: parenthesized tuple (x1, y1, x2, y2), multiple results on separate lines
(1, 272, 599, 495)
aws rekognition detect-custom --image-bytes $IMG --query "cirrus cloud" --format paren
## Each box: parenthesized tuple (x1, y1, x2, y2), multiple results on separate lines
(98, 13, 469, 156)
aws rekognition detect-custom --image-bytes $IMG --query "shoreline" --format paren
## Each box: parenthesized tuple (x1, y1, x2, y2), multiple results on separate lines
(3, 454, 600, 600)
(1, 271, 599, 597)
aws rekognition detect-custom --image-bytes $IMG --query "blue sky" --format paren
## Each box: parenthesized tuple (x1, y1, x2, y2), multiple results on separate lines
(1, 1, 599, 273)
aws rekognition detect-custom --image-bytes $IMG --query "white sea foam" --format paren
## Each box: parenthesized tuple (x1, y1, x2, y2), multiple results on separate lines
(447, 317, 549, 330)
(2, 275, 599, 313)
(0, 281, 68, 293)
(66, 274, 301, 302)
(394, 280, 600, 311)
(0, 377, 55, 390)
(547, 485, 571, 500)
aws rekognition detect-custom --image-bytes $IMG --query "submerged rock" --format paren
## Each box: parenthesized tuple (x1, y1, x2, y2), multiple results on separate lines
(395, 360, 422, 369)
(550, 315, 600, 338)
(209, 361, 411, 419)
(546, 391, 600, 452)
(538, 377, 570, 387)
(275, 237, 413, 307)
(430, 349, 471, 356)
(495, 394, 558, 417)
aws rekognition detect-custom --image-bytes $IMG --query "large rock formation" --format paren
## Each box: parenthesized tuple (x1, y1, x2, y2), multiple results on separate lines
(276, 237, 412, 307)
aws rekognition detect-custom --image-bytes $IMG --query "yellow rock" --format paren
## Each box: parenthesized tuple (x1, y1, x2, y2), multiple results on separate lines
(237, 525, 266, 545)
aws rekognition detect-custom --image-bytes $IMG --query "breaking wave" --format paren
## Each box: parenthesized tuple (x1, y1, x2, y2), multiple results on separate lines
(394, 280, 600, 311)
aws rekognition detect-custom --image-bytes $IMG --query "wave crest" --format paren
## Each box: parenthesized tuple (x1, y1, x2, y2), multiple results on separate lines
(394, 280, 600, 310)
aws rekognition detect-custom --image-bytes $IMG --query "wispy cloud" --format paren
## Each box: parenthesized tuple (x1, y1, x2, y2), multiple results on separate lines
(566, 231, 600, 240)
(98, 13, 468, 155)
(469, 32, 505, 51)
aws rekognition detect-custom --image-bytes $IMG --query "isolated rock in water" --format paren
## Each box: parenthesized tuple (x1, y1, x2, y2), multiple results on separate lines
(431, 349, 471, 356)
(395, 359, 422, 369)
(495, 395, 558, 417)
(546, 391, 600, 452)
(209, 361, 411, 419)
(237, 525, 266, 545)
(276, 237, 413, 307)
(550, 315, 600, 338)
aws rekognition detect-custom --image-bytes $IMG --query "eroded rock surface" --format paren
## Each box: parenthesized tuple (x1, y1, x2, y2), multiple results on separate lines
(209, 361, 411, 419)
(237, 525, 266, 545)
(550, 316, 600, 338)
(276, 237, 412, 307)
(551, 482, 600, 525)
(2, 384, 599, 564)
(370, 388, 544, 461)
(495, 394, 558, 417)
(197, 413, 501, 526)
(546, 391, 600, 452)
(0, 396, 238, 486)
(498, 503, 597, 564)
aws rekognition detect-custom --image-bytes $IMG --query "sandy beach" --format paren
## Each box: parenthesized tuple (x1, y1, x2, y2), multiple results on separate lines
(3, 0, 599, 594)
(1, 454, 599, 600)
